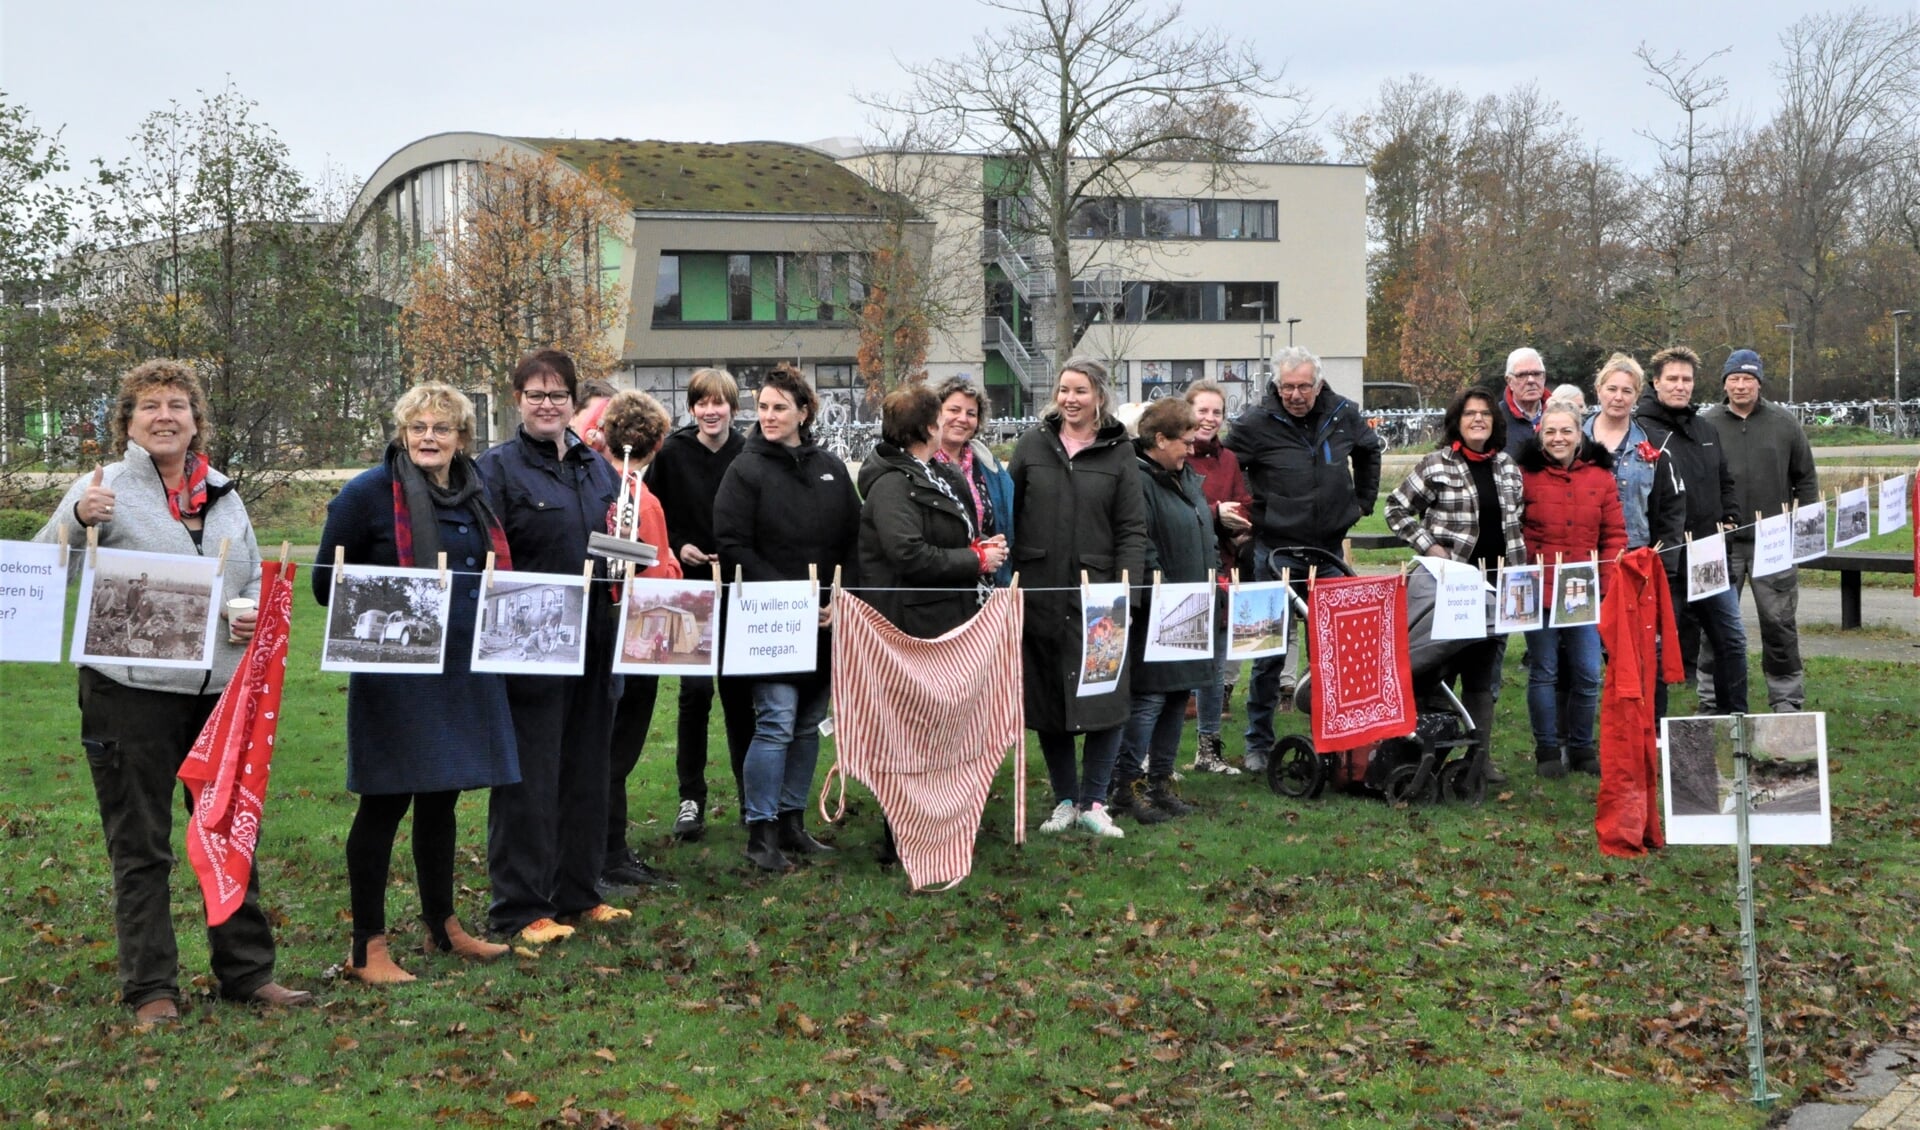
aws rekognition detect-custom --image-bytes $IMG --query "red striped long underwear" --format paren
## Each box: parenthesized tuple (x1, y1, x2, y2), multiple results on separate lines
(823, 589, 1025, 891)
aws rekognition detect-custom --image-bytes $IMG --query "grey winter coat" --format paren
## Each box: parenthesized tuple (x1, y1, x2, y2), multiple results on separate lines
(1129, 446, 1219, 695)
(36, 442, 262, 696)
(1701, 398, 1818, 548)
(1008, 417, 1148, 733)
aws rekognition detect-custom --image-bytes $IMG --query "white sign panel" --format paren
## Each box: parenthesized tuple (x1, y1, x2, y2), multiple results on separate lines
(1416, 557, 1486, 641)
(1751, 512, 1793, 579)
(1879, 474, 1908, 536)
(722, 580, 819, 676)
(0, 540, 68, 663)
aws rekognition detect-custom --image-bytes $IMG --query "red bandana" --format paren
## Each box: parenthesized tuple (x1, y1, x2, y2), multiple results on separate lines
(180, 561, 294, 927)
(166, 452, 210, 521)
(1452, 441, 1494, 463)
(1309, 575, 1417, 752)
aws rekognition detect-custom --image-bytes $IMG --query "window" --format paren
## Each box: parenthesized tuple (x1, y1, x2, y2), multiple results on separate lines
(1223, 282, 1278, 320)
(1068, 197, 1119, 239)
(653, 256, 681, 323)
(728, 255, 753, 322)
(1071, 196, 1277, 240)
(1142, 198, 1198, 239)
(1101, 279, 1276, 324)
(653, 251, 864, 326)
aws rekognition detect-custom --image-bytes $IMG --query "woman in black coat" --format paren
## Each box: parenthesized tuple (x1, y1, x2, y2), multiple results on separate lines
(1110, 398, 1217, 825)
(713, 365, 861, 872)
(1008, 357, 1148, 840)
(314, 381, 517, 983)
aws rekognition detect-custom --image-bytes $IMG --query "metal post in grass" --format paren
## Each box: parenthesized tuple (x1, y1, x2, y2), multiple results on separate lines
(1730, 712, 1778, 1109)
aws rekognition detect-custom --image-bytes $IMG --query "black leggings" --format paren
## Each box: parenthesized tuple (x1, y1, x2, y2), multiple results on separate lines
(346, 790, 458, 944)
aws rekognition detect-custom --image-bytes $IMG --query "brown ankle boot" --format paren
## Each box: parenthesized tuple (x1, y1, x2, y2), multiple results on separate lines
(347, 935, 416, 984)
(425, 916, 509, 962)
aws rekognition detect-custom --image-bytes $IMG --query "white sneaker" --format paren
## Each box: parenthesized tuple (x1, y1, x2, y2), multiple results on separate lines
(1076, 803, 1125, 839)
(1038, 800, 1078, 834)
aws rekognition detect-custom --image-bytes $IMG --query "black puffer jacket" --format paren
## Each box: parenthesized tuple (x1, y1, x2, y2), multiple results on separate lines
(1225, 382, 1384, 552)
(1008, 416, 1148, 733)
(1635, 389, 1737, 563)
(856, 443, 981, 639)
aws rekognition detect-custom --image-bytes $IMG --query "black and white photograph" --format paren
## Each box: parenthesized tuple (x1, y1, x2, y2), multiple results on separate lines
(471, 570, 589, 676)
(1492, 564, 1542, 633)
(71, 546, 222, 670)
(1548, 561, 1600, 629)
(321, 564, 453, 674)
(614, 577, 719, 677)
(1791, 499, 1829, 563)
(1076, 581, 1129, 697)
(1832, 487, 1870, 549)
(1686, 532, 1731, 602)
(1227, 580, 1289, 659)
(1142, 582, 1213, 663)
(1662, 713, 1831, 845)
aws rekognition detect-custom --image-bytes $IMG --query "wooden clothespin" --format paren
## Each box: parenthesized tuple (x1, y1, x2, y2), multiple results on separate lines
(582, 557, 595, 590)
(278, 540, 292, 568)
(733, 564, 743, 588)
(709, 559, 721, 594)
(1589, 548, 1599, 571)
(830, 563, 842, 602)
(1306, 565, 1318, 593)
(1279, 566, 1291, 590)
(55, 520, 66, 547)
(1398, 556, 1417, 577)
(808, 561, 819, 600)
(438, 551, 449, 590)
(1342, 537, 1353, 569)
(214, 537, 231, 577)
(1230, 567, 1240, 586)
(1555, 551, 1564, 569)
(1119, 569, 1129, 594)
(86, 524, 99, 570)
(1009, 571, 1020, 591)
(1080, 568, 1090, 591)
(333, 544, 346, 589)
(1151, 569, 1163, 600)
(483, 550, 497, 593)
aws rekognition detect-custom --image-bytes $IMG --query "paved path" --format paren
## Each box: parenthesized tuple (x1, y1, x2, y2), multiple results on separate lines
(1766, 583, 1919, 665)
(1783, 1047, 1919, 1130)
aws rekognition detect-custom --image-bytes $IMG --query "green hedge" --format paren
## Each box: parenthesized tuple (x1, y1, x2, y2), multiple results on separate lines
(0, 508, 48, 541)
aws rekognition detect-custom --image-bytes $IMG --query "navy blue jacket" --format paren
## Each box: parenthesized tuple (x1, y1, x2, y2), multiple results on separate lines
(476, 427, 622, 584)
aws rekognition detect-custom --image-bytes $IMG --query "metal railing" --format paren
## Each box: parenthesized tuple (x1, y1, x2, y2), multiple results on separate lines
(982, 316, 1053, 394)
(981, 228, 1055, 301)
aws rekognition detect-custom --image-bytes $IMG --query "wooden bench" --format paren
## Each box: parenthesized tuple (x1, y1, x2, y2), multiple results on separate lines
(1803, 551, 1915, 629)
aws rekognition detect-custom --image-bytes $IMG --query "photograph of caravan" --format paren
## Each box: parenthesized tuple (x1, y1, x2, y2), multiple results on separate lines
(614, 578, 718, 676)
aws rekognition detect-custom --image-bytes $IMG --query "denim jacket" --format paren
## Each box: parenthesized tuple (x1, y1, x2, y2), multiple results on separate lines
(1585, 416, 1654, 548)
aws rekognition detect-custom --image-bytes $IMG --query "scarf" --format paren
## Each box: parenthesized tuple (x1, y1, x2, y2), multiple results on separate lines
(385, 442, 512, 570)
(1452, 440, 1495, 463)
(165, 451, 211, 522)
(932, 443, 991, 532)
(1505, 387, 1543, 429)
(917, 454, 991, 606)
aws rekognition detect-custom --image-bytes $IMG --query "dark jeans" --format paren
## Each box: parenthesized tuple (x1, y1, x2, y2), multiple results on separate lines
(675, 674, 754, 810)
(488, 610, 618, 934)
(606, 674, 659, 864)
(78, 669, 278, 1008)
(1037, 728, 1124, 809)
(1121, 691, 1192, 779)
(1525, 624, 1601, 751)
(1662, 571, 1749, 717)
(1695, 545, 1802, 710)
(347, 790, 457, 939)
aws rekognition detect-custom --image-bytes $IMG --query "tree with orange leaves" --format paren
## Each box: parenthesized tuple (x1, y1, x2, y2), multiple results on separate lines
(398, 148, 630, 425)
(854, 245, 930, 402)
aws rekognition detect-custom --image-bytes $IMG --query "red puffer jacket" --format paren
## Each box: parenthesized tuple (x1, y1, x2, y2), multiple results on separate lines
(1519, 437, 1627, 591)
(1188, 435, 1254, 572)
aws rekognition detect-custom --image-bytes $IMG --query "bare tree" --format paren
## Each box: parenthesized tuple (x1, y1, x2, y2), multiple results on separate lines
(1767, 7, 1920, 384)
(863, 0, 1284, 367)
(1627, 44, 1732, 344)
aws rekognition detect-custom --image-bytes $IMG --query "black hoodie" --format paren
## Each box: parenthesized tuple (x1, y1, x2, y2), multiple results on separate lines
(1634, 389, 1737, 560)
(712, 427, 860, 589)
(645, 421, 744, 563)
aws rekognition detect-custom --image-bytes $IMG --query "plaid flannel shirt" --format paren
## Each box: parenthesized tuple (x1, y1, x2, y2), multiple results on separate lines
(1385, 447, 1527, 564)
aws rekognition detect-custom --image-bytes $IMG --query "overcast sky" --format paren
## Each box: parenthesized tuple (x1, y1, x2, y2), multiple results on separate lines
(2, 0, 1910, 193)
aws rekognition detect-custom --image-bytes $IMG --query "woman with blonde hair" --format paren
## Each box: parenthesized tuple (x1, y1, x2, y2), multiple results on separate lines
(315, 381, 519, 981)
(37, 359, 311, 1020)
(1584, 353, 1659, 549)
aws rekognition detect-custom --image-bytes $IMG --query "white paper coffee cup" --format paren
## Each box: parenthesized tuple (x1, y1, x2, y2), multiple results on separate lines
(226, 597, 256, 643)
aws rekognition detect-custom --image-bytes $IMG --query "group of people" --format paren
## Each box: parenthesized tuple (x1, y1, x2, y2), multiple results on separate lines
(38, 337, 1811, 1020)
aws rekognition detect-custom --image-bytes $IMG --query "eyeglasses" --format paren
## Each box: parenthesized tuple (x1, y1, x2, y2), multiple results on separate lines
(407, 423, 456, 438)
(1461, 410, 1495, 420)
(521, 390, 572, 405)
(1511, 370, 1546, 380)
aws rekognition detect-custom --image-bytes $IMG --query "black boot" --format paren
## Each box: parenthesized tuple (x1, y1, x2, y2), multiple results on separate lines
(1568, 746, 1600, 776)
(1535, 745, 1568, 779)
(1122, 777, 1172, 824)
(877, 820, 899, 867)
(777, 809, 835, 857)
(1148, 775, 1193, 817)
(1106, 773, 1139, 818)
(744, 820, 793, 872)
(1461, 691, 1506, 785)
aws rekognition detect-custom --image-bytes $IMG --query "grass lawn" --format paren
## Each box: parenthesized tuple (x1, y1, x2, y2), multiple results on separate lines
(1, 597, 1916, 1127)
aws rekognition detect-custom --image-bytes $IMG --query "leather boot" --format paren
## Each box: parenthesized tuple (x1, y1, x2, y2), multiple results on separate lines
(1461, 691, 1506, 785)
(745, 820, 794, 872)
(1536, 744, 1569, 779)
(424, 915, 508, 963)
(1122, 777, 1172, 824)
(777, 809, 835, 856)
(1568, 746, 1600, 776)
(877, 820, 900, 867)
(1149, 775, 1193, 817)
(347, 935, 416, 984)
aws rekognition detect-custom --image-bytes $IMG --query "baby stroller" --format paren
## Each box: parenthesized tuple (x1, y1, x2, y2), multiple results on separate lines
(1261, 547, 1493, 806)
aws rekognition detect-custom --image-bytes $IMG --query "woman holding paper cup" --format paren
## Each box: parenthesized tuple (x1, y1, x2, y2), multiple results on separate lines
(1517, 399, 1626, 778)
(1385, 386, 1527, 785)
(1182, 379, 1254, 774)
(35, 358, 309, 1022)
(713, 364, 861, 873)
(313, 381, 518, 982)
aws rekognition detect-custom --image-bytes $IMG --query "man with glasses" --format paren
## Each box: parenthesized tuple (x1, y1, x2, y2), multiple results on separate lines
(476, 349, 630, 946)
(1500, 348, 1549, 455)
(1225, 346, 1384, 772)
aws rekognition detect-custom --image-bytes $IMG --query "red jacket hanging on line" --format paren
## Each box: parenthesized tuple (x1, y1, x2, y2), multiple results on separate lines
(1595, 546, 1684, 857)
